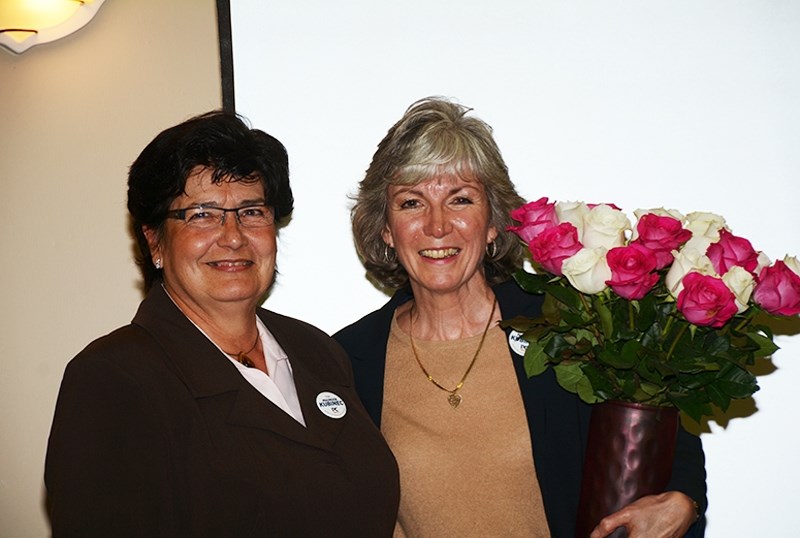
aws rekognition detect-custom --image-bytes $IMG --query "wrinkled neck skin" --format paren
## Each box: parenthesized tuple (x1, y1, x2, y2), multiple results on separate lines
(398, 275, 499, 342)
(162, 281, 261, 355)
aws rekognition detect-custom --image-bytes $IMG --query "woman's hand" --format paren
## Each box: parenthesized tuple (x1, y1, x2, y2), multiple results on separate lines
(589, 491, 698, 538)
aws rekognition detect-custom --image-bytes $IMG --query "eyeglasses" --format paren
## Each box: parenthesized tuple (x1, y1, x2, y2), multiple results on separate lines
(166, 204, 275, 229)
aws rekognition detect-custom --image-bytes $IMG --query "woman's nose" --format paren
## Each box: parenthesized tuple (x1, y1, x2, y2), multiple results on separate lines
(424, 206, 452, 238)
(217, 213, 247, 248)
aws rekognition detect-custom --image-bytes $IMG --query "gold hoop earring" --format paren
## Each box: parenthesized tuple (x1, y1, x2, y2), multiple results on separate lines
(486, 241, 498, 259)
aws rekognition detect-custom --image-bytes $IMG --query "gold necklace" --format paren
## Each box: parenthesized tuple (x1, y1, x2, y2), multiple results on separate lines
(408, 297, 497, 408)
(223, 331, 260, 368)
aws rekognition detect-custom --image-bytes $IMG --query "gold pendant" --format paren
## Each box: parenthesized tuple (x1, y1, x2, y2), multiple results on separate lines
(448, 392, 462, 408)
(237, 353, 255, 368)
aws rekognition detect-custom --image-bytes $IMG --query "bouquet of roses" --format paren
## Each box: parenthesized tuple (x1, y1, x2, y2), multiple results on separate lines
(503, 197, 800, 422)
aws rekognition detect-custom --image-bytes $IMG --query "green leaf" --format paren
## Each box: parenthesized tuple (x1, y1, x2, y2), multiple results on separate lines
(498, 315, 541, 333)
(621, 340, 645, 366)
(639, 381, 662, 397)
(545, 284, 583, 310)
(553, 361, 597, 404)
(512, 270, 550, 294)
(639, 321, 664, 349)
(706, 384, 731, 412)
(575, 375, 601, 404)
(593, 296, 614, 339)
(573, 328, 597, 346)
(670, 391, 712, 423)
(636, 357, 666, 384)
(541, 294, 563, 323)
(524, 340, 550, 377)
(747, 331, 779, 358)
(616, 370, 638, 399)
(717, 365, 759, 399)
(582, 363, 616, 398)
(544, 333, 574, 362)
(561, 309, 588, 328)
(677, 370, 718, 389)
(635, 294, 658, 330)
(702, 331, 731, 357)
(598, 346, 636, 370)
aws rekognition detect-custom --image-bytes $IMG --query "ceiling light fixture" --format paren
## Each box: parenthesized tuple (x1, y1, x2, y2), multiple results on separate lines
(0, 0, 106, 54)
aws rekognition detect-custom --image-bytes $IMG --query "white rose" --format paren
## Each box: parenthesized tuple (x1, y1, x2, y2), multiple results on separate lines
(755, 252, 772, 276)
(562, 247, 612, 295)
(682, 211, 727, 254)
(665, 247, 716, 298)
(555, 201, 590, 240)
(681, 236, 713, 256)
(631, 207, 685, 240)
(783, 255, 800, 277)
(722, 266, 755, 313)
(581, 204, 631, 249)
(634, 207, 685, 221)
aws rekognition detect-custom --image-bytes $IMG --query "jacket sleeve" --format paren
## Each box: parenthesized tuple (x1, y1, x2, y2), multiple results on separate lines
(668, 424, 707, 536)
(45, 352, 175, 538)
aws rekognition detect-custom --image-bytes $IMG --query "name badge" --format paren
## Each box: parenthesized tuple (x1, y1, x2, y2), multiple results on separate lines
(316, 391, 347, 419)
(508, 330, 529, 356)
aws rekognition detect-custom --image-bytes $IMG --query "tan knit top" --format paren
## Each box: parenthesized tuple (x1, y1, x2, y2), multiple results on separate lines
(382, 313, 551, 537)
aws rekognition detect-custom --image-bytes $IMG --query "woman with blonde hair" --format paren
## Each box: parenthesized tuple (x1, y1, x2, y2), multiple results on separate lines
(335, 97, 706, 537)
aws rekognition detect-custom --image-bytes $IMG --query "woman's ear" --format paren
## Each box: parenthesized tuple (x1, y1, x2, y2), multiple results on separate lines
(381, 226, 394, 249)
(486, 225, 498, 244)
(142, 226, 162, 261)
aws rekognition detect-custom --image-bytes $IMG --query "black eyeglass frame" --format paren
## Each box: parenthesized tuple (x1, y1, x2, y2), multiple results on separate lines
(165, 203, 275, 227)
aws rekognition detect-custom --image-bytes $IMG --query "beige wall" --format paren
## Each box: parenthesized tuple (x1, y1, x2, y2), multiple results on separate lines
(0, 1, 221, 534)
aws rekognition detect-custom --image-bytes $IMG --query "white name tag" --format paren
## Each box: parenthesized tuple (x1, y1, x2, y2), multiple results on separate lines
(316, 391, 347, 419)
(508, 330, 529, 356)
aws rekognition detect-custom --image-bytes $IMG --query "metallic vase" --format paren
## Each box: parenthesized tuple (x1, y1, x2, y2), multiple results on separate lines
(574, 400, 679, 538)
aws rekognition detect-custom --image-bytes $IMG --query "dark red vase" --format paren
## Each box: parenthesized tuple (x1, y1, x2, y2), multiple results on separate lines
(574, 400, 679, 538)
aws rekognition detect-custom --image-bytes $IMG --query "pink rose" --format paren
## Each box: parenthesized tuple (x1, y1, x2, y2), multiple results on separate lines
(632, 214, 692, 269)
(753, 260, 800, 316)
(677, 272, 739, 328)
(706, 229, 759, 275)
(605, 244, 660, 300)
(529, 222, 582, 275)
(508, 197, 559, 244)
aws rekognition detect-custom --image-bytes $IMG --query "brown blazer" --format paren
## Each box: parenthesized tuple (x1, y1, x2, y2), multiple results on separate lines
(45, 284, 399, 537)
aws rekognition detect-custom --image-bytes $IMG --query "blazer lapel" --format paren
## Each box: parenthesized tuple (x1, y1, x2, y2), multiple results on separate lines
(258, 310, 349, 449)
(132, 285, 346, 450)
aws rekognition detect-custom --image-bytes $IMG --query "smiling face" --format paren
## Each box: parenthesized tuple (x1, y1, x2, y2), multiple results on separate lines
(144, 167, 276, 317)
(382, 173, 498, 298)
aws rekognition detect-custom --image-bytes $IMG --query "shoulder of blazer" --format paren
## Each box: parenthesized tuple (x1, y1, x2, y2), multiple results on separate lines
(333, 288, 412, 360)
(67, 323, 168, 379)
(257, 307, 353, 386)
(493, 279, 545, 321)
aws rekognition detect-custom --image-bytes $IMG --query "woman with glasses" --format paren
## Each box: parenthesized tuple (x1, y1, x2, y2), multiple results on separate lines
(45, 111, 399, 537)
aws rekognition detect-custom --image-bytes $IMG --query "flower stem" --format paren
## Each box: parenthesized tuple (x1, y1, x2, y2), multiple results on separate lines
(733, 309, 756, 332)
(579, 292, 604, 343)
(666, 321, 689, 361)
(628, 300, 635, 332)
(662, 316, 674, 339)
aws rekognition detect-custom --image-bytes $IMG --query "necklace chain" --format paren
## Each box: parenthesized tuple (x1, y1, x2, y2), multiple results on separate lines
(408, 297, 497, 408)
(223, 331, 260, 368)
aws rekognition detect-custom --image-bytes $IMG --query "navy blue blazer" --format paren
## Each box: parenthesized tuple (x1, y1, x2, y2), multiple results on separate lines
(334, 279, 706, 537)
